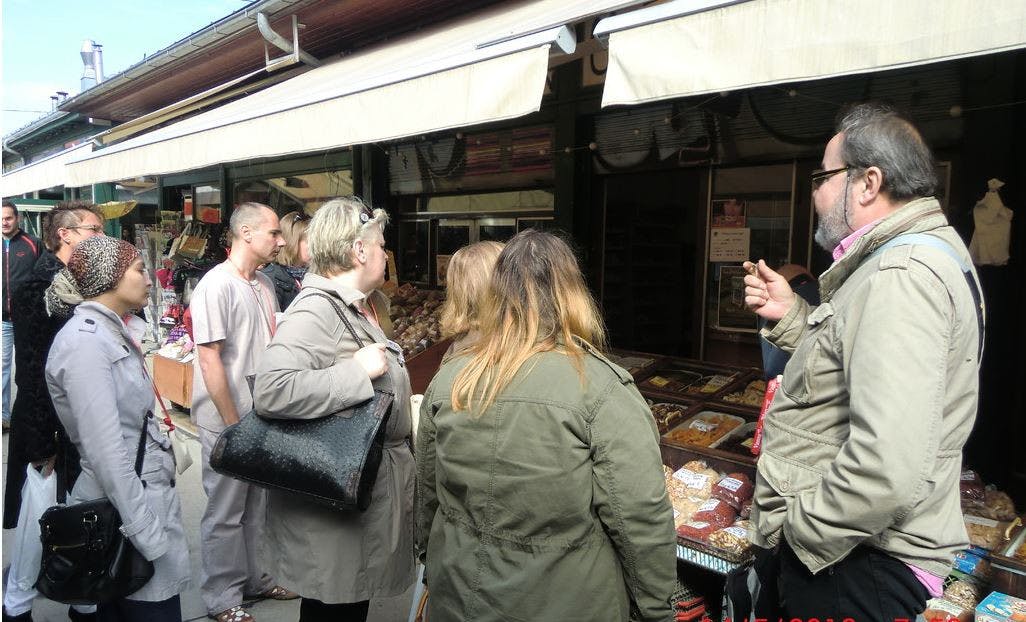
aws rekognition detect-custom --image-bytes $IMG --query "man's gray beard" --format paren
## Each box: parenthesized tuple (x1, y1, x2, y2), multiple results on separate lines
(814, 198, 850, 252)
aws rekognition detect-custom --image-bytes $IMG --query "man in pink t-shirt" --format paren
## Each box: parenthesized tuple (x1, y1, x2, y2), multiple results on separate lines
(741, 103, 982, 622)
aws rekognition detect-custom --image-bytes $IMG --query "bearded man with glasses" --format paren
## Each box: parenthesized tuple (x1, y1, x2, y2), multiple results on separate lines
(739, 103, 984, 621)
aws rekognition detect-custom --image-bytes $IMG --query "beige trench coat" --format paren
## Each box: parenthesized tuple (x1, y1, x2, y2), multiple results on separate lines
(253, 274, 415, 603)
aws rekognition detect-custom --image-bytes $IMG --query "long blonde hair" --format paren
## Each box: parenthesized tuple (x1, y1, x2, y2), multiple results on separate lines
(439, 241, 504, 339)
(451, 230, 606, 414)
(276, 210, 310, 267)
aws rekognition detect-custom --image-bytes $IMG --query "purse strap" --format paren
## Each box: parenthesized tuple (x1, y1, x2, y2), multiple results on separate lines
(303, 290, 365, 348)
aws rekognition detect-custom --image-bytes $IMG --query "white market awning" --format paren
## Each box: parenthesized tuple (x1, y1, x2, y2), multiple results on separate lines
(2, 142, 93, 197)
(67, 0, 644, 187)
(598, 0, 1026, 107)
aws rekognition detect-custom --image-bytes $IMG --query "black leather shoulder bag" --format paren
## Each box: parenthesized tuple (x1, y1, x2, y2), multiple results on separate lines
(210, 289, 394, 512)
(36, 411, 156, 604)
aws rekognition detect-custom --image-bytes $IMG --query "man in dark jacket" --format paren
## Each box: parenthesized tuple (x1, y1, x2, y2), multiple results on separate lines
(2, 201, 42, 429)
(3, 202, 103, 622)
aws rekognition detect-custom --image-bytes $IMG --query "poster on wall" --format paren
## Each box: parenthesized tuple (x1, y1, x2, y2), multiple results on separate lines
(709, 227, 751, 262)
(717, 265, 757, 331)
(711, 198, 747, 227)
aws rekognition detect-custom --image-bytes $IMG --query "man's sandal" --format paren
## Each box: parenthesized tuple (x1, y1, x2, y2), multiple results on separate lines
(209, 605, 254, 622)
(244, 585, 299, 601)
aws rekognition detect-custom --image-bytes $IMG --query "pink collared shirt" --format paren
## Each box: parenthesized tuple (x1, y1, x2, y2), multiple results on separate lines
(832, 218, 883, 261)
(832, 217, 946, 598)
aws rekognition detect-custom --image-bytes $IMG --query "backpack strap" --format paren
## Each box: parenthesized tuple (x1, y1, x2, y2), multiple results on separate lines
(870, 233, 984, 360)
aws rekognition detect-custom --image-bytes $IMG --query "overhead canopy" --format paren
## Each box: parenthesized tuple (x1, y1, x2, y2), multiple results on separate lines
(598, 0, 1026, 107)
(68, 0, 643, 187)
(2, 143, 93, 198)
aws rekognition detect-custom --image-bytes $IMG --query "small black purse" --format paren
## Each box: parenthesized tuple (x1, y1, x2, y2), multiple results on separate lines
(36, 411, 155, 605)
(210, 290, 394, 512)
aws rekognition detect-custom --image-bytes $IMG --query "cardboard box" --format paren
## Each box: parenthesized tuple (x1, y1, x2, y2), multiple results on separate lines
(153, 354, 193, 408)
(976, 591, 1026, 622)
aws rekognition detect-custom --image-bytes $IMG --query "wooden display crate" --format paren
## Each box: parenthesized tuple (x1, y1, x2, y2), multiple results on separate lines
(152, 354, 193, 408)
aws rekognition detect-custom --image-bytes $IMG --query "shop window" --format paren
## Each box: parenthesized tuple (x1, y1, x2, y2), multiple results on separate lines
(388, 126, 554, 197)
(233, 169, 353, 215)
(517, 216, 554, 233)
(422, 189, 553, 213)
(703, 163, 795, 365)
(398, 220, 430, 284)
(478, 218, 516, 242)
(194, 185, 221, 223)
(436, 219, 472, 286)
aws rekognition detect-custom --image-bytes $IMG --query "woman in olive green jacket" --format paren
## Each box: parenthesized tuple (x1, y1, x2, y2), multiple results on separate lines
(417, 230, 676, 622)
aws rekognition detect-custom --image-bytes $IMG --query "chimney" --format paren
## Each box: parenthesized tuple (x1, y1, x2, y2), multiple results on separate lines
(50, 95, 59, 111)
(80, 39, 104, 90)
(93, 43, 104, 83)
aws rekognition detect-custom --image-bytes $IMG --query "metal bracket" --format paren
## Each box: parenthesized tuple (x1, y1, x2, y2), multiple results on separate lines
(258, 12, 320, 71)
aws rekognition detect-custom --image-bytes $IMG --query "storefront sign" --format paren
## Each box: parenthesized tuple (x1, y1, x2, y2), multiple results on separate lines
(708, 227, 750, 262)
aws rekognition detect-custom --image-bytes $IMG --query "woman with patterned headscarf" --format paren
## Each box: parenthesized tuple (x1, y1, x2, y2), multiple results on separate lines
(45, 236, 189, 622)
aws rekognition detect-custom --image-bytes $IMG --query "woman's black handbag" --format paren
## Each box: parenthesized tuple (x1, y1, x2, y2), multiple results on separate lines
(210, 291, 394, 512)
(36, 412, 155, 604)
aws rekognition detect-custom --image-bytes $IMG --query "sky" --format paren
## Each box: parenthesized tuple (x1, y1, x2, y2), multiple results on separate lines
(1, 0, 248, 136)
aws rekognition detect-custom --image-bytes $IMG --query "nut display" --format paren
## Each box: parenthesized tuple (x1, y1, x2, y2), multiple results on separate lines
(711, 472, 755, 510)
(707, 521, 752, 557)
(663, 412, 744, 447)
(649, 402, 689, 431)
(691, 498, 737, 528)
(721, 379, 767, 407)
(389, 283, 444, 357)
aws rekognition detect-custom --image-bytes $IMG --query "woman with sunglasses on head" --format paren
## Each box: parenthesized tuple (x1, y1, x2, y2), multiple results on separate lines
(2, 202, 107, 622)
(45, 236, 189, 622)
(253, 196, 414, 622)
(259, 210, 311, 311)
(416, 230, 676, 622)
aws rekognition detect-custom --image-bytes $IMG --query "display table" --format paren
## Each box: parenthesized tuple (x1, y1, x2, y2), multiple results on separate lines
(405, 338, 453, 395)
(152, 354, 193, 408)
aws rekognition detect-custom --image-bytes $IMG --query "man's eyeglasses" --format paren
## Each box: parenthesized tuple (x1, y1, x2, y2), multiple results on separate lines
(810, 166, 850, 190)
(65, 225, 104, 233)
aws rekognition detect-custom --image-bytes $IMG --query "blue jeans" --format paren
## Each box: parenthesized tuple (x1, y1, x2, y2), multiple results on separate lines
(2, 320, 13, 423)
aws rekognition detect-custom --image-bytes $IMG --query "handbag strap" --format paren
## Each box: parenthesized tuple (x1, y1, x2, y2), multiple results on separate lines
(869, 232, 985, 360)
(303, 290, 365, 348)
(149, 379, 175, 431)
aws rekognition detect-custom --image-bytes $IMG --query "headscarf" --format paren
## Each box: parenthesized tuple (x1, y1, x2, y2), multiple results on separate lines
(45, 236, 140, 318)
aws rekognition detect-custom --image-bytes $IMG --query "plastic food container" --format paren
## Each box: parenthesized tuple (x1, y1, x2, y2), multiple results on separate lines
(649, 402, 691, 431)
(711, 422, 758, 453)
(662, 411, 745, 447)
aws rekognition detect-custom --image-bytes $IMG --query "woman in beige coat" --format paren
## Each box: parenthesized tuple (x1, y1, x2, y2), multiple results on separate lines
(253, 196, 414, 622)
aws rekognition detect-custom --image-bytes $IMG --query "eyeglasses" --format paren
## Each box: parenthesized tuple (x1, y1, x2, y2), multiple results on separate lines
(810, 166, 850, 190)
(65, 225, 104, 233)
(287, 213, 309, 223)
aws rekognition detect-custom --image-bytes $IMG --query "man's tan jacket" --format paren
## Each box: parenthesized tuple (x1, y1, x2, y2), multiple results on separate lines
(751, 197, 983, 578)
